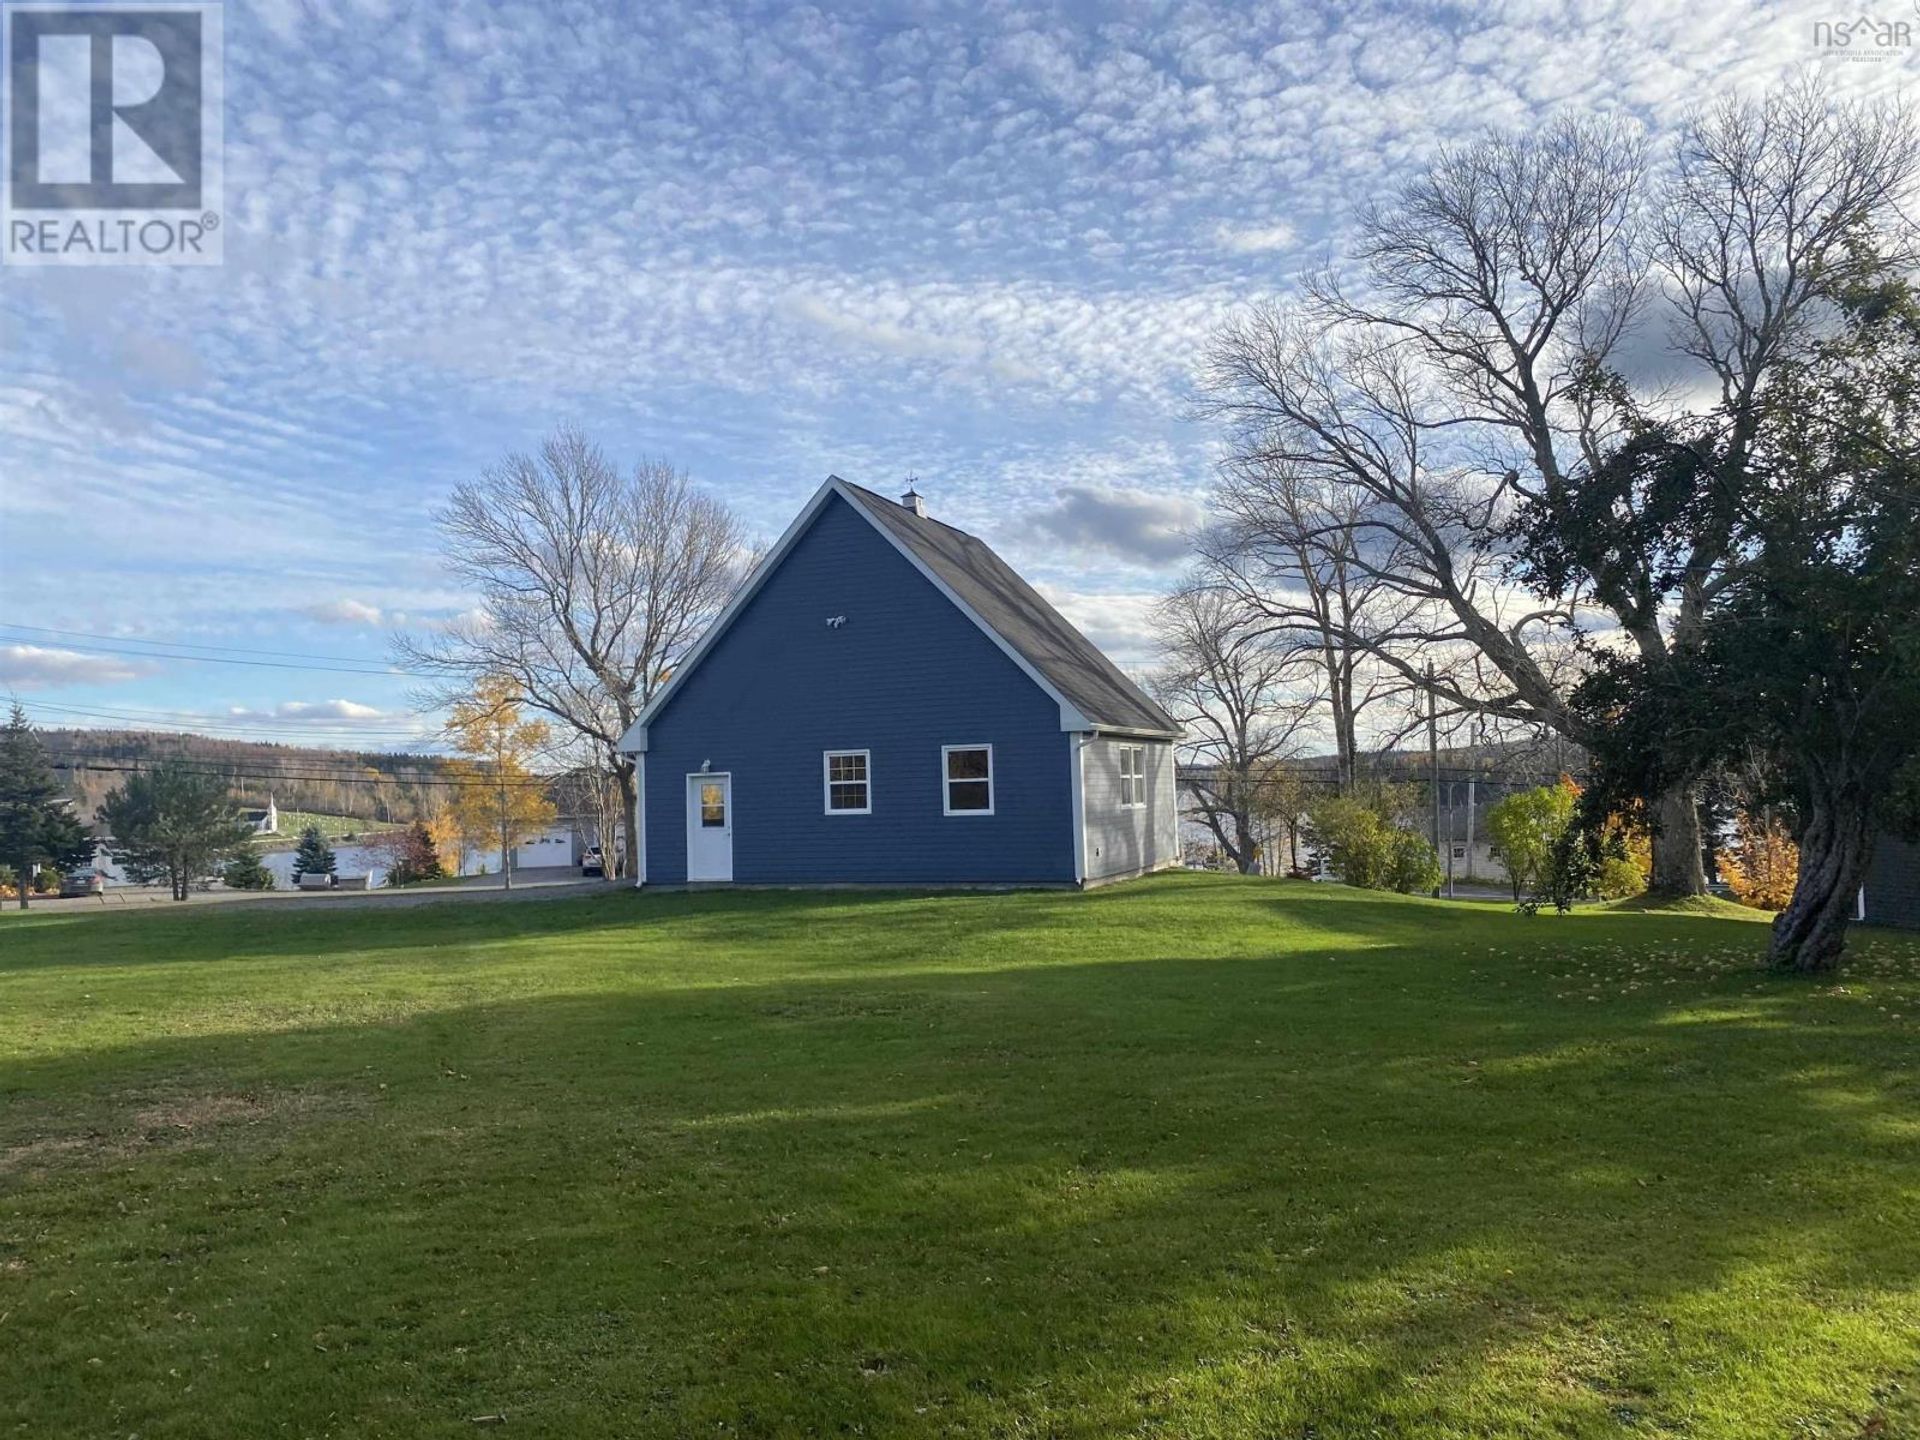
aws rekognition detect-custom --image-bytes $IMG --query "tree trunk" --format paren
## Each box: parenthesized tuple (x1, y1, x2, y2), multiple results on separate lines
(1646, 783, 1706, 897)
(16, 850, 29, 910)
(614, 759, 639, 883)
(1234, 811, 1258, 875)
(1769, 785, 1874, 973)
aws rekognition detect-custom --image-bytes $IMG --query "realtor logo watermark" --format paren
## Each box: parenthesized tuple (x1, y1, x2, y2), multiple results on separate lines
(1812, 7, 1918, 61)
(2, 1, 223, 265)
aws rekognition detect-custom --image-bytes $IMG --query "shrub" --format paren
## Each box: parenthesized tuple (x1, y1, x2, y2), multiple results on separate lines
(1308, 797, 1440, 894)
(223, 848, 276, 890)
(1594, 854, 1648, 901)
(1544, 828, 1599, 913)
(1308, 798, 1391, 889)
(1385, 828, 1443, 895)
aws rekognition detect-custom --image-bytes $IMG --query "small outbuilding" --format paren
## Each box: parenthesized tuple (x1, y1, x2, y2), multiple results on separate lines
(616, 477, 1183, 888)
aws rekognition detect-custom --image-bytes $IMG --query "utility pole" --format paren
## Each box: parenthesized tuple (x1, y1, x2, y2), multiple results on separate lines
(1427, 661, 1441, 899)
(495, 731, 512, 892)
(1466, 778, 1476, 887)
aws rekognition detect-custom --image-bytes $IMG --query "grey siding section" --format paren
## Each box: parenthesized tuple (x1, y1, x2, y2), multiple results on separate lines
(1864, 834, 1920, 930)
(1080, 735, 1179, 882)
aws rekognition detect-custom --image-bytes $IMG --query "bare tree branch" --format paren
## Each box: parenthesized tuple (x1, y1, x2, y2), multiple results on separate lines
(395, 428, 750, 879)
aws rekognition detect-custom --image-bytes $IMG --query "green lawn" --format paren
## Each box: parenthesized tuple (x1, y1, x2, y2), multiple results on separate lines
(5, 875, 1920, 1438)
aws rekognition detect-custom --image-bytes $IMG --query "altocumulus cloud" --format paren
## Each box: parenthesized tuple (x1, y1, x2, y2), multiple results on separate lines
(302, 599, 386, 627)
(1034, 585, 1163, 668)
(1032, 486, 1204, 566)
(0, 645, 157, 689)
(0, 0, 1873, 730)
(1215, 221, 1296, 254)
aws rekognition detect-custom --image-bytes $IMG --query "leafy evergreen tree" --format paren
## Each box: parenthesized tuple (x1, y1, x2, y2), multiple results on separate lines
(222, 846, 276, 891)
(1562, 259, 1920, 968)
(291, 825, 337, 885)
(0, 704, 92, 910)
(98, 760, 255, 901)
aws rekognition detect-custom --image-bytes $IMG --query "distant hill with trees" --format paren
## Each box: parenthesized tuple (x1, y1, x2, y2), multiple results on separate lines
(37, 729, 464, 827)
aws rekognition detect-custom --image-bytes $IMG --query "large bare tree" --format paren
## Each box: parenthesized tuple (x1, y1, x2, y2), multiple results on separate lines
(1199, 457, 1413, 789)
(1152, 579, 1319, 874)
(1202, 80, 1918, 894)
(399, 429, 748, 880)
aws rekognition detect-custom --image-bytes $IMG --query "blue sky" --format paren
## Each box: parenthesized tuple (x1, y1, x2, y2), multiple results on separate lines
(0, 0, 1895, 751)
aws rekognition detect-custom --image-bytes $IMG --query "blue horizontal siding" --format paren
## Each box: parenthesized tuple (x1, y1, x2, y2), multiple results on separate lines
(1865, 834, 1920, 930)
(644, 493, 1075, 885)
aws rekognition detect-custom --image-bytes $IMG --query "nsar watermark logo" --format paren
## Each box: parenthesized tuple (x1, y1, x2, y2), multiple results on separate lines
(3, 1, 223, 266)
(1812, 6, 1918, 62)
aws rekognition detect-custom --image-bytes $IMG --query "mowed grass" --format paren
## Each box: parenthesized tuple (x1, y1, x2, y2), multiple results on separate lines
(5, 876, 1920, 1438)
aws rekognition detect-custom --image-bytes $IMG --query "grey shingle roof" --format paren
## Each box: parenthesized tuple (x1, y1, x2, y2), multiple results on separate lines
(838, 480, 1181, 737)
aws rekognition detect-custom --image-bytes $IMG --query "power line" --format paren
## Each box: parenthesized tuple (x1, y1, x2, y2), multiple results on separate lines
(24, 699, 443, 743)
(0, 630, 407, 676)
(46, 758, 559, 790)
(41, 747, 461, 776)
(0, 622, 396, 667)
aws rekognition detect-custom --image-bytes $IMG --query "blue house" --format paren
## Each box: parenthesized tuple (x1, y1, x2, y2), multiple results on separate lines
(616, 477, 1183, 888)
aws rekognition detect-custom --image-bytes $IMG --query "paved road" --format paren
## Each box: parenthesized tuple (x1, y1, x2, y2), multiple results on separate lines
(15, 867, 626, 915)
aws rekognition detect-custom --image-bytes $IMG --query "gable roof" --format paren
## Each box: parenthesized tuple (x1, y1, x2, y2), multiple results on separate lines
(835, 482, 1180, 737)
(617, 476, 1180, 753)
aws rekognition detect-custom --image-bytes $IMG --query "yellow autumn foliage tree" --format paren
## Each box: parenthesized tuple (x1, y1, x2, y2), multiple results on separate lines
(1724, 811, 1798, 911)
(444, 675, 555, 889)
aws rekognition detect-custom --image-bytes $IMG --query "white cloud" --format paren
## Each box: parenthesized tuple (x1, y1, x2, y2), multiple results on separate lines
(1215, 221, 1296, 254)
(242, 699, 388, 722)
(432, 606, 492, 634)
(302, 598, 387, 626)
(0, 645, 156, 689)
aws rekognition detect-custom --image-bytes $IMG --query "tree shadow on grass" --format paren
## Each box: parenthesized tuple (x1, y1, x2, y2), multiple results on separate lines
(6, 922, 1920, 1437)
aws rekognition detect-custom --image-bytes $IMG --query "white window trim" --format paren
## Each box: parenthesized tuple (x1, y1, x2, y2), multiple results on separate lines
(1118, 743, 1147, 809)
(941, 743, 995, 817)
(822, 748, 872, 815)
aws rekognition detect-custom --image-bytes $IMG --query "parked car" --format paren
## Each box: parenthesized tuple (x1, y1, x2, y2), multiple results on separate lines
(60, 871, 104, 897)
(581, 847, 605, 879)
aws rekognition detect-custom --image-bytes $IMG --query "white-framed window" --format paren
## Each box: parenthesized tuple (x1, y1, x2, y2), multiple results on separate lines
(1118, 744, 1146, 808)
(942, 744, 994, 815)
(823, 749, 871, 814)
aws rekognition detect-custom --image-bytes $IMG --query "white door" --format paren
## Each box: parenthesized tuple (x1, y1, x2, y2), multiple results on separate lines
(686, 773, 733, 882)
